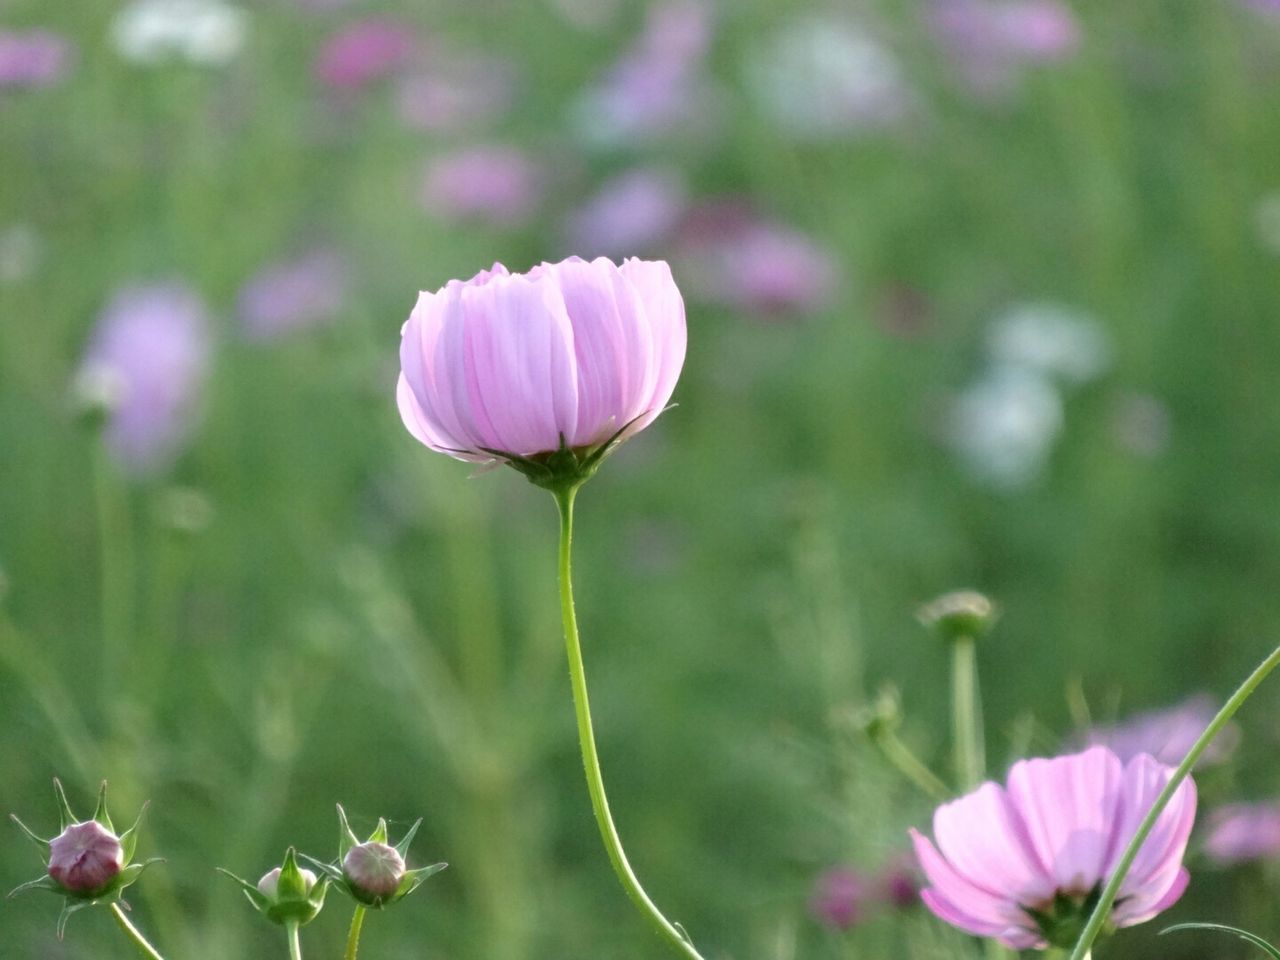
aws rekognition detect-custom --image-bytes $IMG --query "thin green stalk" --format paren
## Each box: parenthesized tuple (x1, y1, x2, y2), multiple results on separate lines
(286, 921, 303, 960)
(553, 486, 704, 960)
(1068, 645, 1280, 960)
(868, 728, 949, 801)
(951, 636, 985, 791)
(343, 905, 366, 960)
(109, 903, 166, 960)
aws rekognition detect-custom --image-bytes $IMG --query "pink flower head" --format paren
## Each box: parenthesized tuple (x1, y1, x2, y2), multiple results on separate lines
(1203, 802, 1280, 867)
(0, 29, 74, 89)
(1083, 694, 1239, 769)
(315, 18, 416, 92)
(237, 248, 347, 340)
(810, 867, 872, 930)
(911, 746, 1196, 950)
(48, 821, 124, 893)
(420, 146, 541, 227)
(927, 0, 1079, 97)
(397, 256, 686, 464)
(76, 283, 211, 476)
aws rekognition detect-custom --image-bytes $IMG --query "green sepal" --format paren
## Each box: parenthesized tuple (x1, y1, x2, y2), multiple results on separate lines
(10, 813, 50, 850)
(91, 781, 114, 833)
(264, 879, 328, 927)
(57, 897, 92, 940)
(480, 412, 655, 494)
(369, 818, 389, 845)
(391, 862, 447, 903)
(217, 867, 271, 912)
(296, 852, 344, 885)
(7, 874, 61, 899)
(336, 804, 360, 858)
(674, 922, 694, 946)
(52, 779, 77, 832)
(277, 848, 310, 901)
(393, 818, 423, 860)
(1161, 922, 1280, 959)
(118, 801, 150, 863)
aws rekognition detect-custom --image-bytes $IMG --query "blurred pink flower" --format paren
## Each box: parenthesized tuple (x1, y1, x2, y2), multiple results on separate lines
(927, 0, 1079, 96)
(911, 746, 1196, 950)
(237, 248, 347, 340)
(677, 201, 838, 316)
(0, 29, 74, 89)
(878, 853, 922, 907)
(571, 0, 716, 147)
(1203, 802, 1280, 867)
(420, 146, 542, 226)
(76, 283, 211, 475)
(396, 53, 516, 132)
(810, 867, 872, 930)
(563, 167, 688, 258)
(397, 257, 686, 462)
(315, 18, 417, 91)
(1083, 694, 1239, 769)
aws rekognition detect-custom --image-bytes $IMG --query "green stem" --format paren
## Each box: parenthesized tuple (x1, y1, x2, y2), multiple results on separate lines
(286, 921, 303, 960)
(343, 905, 366, 960)
(869, 728, 949, 801)
(951, 636, 985, 791)
(1068, 644, 1280, 960)
(553, 486, 704, 960)
(109, 903, 166, 960)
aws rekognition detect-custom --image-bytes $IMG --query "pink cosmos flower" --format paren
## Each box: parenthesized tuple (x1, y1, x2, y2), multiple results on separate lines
(1083, 694, 1239, 769)
(397, 257, 686, 463)
(420, 146, 542, 227)
(1203, 802, 1280, 867)
(911, 746, 1196, 950)
(48, 821, 124, 893)
(237, 248, 347, 340)
(563, 167, 688, 258)
(0, 29, 74, 89)
(315, 18, 416, 92)
(810, 867, 872, 930)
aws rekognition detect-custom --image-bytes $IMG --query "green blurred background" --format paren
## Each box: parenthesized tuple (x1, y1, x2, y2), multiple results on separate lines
(3, 0, 1280, 956)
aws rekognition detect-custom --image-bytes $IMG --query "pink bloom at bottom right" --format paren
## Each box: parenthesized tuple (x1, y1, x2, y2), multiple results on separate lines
(911, 746, 1196, 950)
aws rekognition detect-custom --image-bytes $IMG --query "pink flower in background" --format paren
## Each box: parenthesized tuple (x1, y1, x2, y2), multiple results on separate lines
(993, 0, 1080, 59)
(420, 146, 542, 226)
(237, 248, 347, 340)
(911, 746, 1196, 950)
(810, 867, 872, 930)
(677, 201, 838, 316)
(396, 53, 516, 132)
(315, 18, 417, 91)
(563, 167, 688, 258)
(927, 0, 1079, 96)
(1203, 803, 1280, 867)
(76, 283, 211, 475)
(570, 0, 716, 147)
(0, 29, 74, 89)
(1084, 694, 1239, 769)
(878, 854, 922, 907)
(397, 257, 686, 462)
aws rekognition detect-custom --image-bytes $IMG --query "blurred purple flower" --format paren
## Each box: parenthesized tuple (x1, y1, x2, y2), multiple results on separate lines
(878, 854, 921, 908)
(927, 0, 1079, 97)
(570, 0, 716, 147)
(0, 29, 73, 89)
(315, 18, 417, 92)
(678, 202, 838, 316)
(1204, 802, 1280, 867)
(420, 146, 541, 226)
(76, 283, 211, 476)
(1083, 695, 1240, 769)
(396, 54, 516, 133)
(237, 249, 347, 340)
(563, 167, 688, 258)
(810, 867, 872, 930)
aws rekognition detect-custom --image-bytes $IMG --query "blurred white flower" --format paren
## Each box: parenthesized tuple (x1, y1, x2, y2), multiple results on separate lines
(1255, 191, 1280, 256)
(948, 365, 1063, 490)
(986, 302, 1111, 384)
(111, 0, 248, 66)
(746, 14, 911, 138)
(0, 224, 41, 284)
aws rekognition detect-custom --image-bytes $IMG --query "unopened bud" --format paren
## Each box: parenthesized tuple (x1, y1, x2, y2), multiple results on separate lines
(257, 865, 318, 902)
(916, 590, 997, 642)
(48, 821, 123, 893)
(343, 842, 406, 900)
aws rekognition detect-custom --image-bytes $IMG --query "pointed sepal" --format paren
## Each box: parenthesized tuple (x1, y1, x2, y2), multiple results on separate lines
(51, 779, 77, 832)
(10, 813, 50, 850)
(90, 782, 114, 833)
(7, 874, 61, 899)
(393, 818, 422, 860)
(118, 801, 150, 864)
(56, 898, 92, 940)
(217, 867, 271, 912)
(391, 862, 447, 903)
(336, 804, 359, 858)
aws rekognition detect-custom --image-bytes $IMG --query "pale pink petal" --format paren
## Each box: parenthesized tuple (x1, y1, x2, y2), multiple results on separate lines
(1111, 866, 1189, 927)
(910, 829, 1032, 930)
(1108, 754, 1197, 901)
(618, 257, 686, 427)
(933, 783, 1056, 905)
(400, 287, 474, 452)
(1007, 745, 1123, 894)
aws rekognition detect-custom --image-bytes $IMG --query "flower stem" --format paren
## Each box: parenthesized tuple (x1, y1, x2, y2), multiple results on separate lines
(109, 903, 166, 960)
(553, 486, 704, 960)
(867, 727, 950, 801)
(343, 905, 366, 960)
(1068, 644, 1280, 960)
(286, 921, 303, 960)
(951, 635, 985, 791)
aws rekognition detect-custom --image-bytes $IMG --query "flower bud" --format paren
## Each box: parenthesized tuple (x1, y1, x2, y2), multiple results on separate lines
(221, 847, 328, 927)
(48, 821, 124, 894)
(258, 865, 318, 901)
(915, 590, 997, 642)
(342, 841, 406, 900)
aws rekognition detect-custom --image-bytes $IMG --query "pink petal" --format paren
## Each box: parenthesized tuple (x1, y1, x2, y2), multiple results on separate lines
(1007, 745, 1123, 894)
(1108, 754, 1196, 902)
(910, 829, 1033, 931)
(1111, 866, 1189, 927)
(400, 287, 472, 454)
(618, 257, 686, 429)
